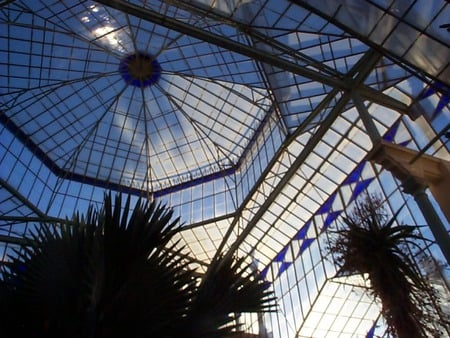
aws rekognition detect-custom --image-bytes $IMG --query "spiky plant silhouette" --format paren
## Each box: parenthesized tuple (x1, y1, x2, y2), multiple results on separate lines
(328, 193, 449, 338)
(0, 193, 274, 338)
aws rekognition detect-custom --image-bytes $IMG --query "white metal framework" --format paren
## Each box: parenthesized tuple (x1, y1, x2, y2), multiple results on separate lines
(1, 1, 449, 336)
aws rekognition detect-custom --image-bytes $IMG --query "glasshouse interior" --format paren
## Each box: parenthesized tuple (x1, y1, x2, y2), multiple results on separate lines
(1, 0, 450, 337)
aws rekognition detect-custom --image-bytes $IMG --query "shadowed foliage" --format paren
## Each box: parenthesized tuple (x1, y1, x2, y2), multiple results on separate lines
(0, 193, 275, 338)
(328, 193, 449, 338)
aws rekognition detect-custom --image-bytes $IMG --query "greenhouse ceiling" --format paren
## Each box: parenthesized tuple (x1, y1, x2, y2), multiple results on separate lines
(1, 0, 448, 197)
(1, 0, 449, 337)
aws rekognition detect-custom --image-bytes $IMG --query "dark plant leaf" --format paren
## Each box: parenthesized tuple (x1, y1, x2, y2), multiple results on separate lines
(328, 193, 449, 338)
(0, 192, 275, 338)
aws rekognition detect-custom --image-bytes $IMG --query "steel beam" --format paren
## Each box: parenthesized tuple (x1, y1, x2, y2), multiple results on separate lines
(95, 0, 410, 115)
(0, 176, 45, 218)
(215, 49, 383, 262)
(289, 0, 449, 88)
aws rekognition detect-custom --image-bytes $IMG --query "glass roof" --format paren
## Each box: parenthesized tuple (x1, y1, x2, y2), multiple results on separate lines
(1, 0, 449, 337)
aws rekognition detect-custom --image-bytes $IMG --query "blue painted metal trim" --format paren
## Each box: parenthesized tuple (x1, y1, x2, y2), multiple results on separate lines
(0, 111, 235, 198)
(119, 52, 161, 87)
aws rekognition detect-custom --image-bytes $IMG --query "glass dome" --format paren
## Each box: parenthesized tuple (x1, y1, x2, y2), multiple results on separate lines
(1, 0, 449, 336)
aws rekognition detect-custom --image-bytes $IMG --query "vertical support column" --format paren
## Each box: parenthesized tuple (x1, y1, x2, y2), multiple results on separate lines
(368, 141, 450, 265)
(426, 161, 450, 220)
(403, 177, 450, 265)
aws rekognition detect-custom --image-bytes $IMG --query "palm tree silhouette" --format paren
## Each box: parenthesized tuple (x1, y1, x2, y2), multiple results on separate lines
(0, 193, 275, 338)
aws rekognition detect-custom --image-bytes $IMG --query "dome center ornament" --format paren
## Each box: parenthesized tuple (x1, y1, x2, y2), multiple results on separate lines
(119, 53, 161, 87)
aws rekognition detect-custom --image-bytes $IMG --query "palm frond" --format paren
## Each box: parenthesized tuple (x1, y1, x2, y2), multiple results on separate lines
(0, 192, 275, 338)
(328, 193, 448, 338)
